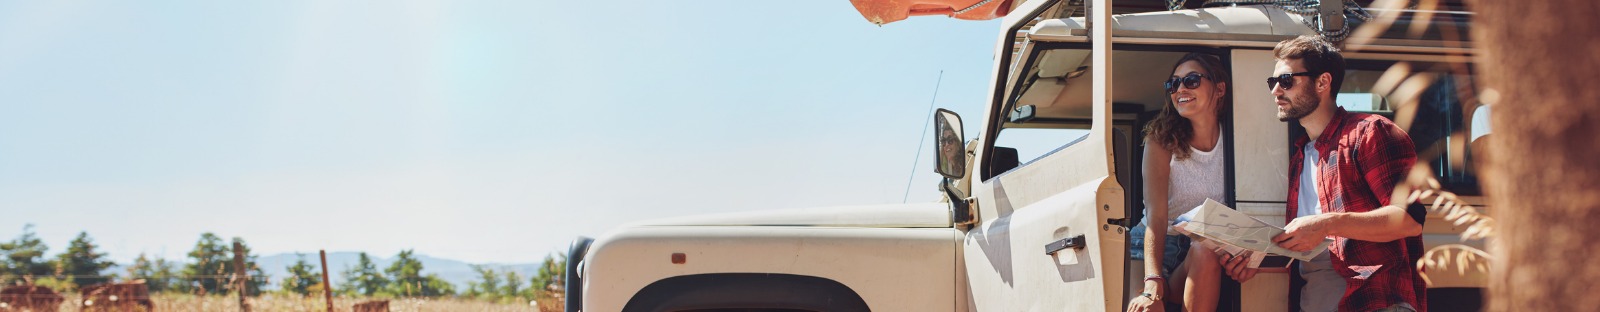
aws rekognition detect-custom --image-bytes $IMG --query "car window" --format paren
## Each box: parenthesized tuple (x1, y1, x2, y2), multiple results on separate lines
(1339, 61, 1483, 193)
(991, 127, 1090, 173)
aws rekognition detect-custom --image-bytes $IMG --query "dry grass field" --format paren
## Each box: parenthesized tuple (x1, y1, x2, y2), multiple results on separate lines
(25, 293, 563, 312)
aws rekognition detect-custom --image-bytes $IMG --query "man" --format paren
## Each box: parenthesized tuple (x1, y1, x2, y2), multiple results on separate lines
(1222, 35, 1428, 312)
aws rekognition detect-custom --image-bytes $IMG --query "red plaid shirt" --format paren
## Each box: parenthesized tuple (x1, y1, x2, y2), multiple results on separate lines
(1286, 108, 1427, 312)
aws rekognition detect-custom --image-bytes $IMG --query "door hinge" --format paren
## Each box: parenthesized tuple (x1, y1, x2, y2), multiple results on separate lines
(954, 198, 980, 228)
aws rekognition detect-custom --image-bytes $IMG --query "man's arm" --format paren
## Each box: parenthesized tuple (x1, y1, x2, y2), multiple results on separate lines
(1275, 205, 1420, 251)
(1349, 118, 1424, 241)
(1322, 205, 1421, 242)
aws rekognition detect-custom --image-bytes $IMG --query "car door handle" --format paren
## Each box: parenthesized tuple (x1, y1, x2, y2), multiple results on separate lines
(1045, 235, 1086, 255)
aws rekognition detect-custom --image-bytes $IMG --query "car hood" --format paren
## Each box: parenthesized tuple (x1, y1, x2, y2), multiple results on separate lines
(633, 203, 952, 228)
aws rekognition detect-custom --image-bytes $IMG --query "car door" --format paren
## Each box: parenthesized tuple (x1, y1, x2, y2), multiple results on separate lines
(960, 7, 1127, 309)
(962, 131, 1127, 312)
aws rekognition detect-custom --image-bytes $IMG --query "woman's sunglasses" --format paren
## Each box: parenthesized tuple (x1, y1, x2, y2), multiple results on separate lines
(1164, 73, 1211, 94)
(1266, 72, 1317, 90)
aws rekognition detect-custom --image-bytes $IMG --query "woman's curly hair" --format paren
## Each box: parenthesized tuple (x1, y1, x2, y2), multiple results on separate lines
(1143, 52, 1231, 160)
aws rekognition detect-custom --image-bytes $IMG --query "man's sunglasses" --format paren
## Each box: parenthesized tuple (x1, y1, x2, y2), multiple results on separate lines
(1164, 73, 1211, 94)
(1266, 72, 1317, 90)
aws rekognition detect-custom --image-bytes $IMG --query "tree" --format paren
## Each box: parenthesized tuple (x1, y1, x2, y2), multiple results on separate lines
(383, 250, 453, 297)
(0, 224, 52, 282)
(1470, 1, 1600, 311)
(125, 253, 178, 293)
(339, 252, 388, 297)
(421, 274, 456, 297)
(181, 233, 230, 295)
(279, 254, 321, 296)
(55, 232, 116, 287)
(384, 250, 422, 296)
(465, 264, 501, 300)
(180, 233, 266, 296)
(528, 252, 566, 292)
(501, 270, 524, 299)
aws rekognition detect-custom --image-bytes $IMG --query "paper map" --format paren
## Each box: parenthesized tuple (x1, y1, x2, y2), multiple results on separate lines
(1173, 199, 1331, 266)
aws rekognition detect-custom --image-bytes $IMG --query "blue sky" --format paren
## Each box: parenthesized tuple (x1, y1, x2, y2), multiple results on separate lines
(0, 1, 1001, 264)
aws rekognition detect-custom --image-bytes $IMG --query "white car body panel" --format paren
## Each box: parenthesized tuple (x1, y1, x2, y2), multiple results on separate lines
(635, 203, 952, 228)
(582, 225, 961, 311)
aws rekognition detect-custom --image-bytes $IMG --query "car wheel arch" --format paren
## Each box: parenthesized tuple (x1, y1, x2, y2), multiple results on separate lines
(622, 273, 870, 312)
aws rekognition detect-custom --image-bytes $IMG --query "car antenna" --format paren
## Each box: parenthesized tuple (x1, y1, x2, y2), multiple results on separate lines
(903, 70, 944, 203)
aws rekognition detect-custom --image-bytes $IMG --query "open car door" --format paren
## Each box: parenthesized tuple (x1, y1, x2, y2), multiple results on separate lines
(959, 0, 1127, 310)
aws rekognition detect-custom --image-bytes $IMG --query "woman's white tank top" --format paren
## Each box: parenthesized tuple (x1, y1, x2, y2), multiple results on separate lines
(1146, 134, 1227, 226)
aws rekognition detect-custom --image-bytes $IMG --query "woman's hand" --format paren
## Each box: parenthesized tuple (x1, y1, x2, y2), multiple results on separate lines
(1126, 280, 1165, 312)
(1220, 250, 1259, 282)
(1126, 294, 1164, 312)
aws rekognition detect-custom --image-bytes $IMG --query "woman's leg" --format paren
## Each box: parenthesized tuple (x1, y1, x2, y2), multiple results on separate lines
(1162, 235, 1192, 310)
(1167, 258, 1189, 311)
(1182, 242, 1223, 312)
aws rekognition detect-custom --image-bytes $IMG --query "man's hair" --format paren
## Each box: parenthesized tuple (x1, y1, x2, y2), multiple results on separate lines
(1274, 35, 1345, 101)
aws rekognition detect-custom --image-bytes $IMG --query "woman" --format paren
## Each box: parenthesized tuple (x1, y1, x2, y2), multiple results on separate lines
(1127, 52, 1231, 312)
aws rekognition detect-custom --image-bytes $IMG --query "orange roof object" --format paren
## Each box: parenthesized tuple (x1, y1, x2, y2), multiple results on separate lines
(850, 0, 1015, 25)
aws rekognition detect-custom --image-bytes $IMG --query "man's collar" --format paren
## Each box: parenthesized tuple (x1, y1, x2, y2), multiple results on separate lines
(1293, 107, 1350, 152)
(1313, 107, 1351, 146)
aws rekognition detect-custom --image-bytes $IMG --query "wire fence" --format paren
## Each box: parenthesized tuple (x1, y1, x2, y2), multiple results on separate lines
(0, 274, 565, 312)
(0, 292, 554, 312)
(0, 274, 563, 299)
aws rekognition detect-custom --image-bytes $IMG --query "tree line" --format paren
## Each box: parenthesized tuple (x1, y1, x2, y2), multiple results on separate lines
(277, 250, 566, 302)
(0, 224, 567, 301)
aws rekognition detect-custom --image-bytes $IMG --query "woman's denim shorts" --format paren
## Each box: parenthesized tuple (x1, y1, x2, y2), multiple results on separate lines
(1129, 221, 1191, 277)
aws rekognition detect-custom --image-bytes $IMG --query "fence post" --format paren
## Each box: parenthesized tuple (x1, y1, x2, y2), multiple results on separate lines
(232, 241, 251, 312)
(321, 250, 334, 312)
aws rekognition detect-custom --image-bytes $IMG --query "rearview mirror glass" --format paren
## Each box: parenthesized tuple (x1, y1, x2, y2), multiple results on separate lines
(934, 109, 966, 179)
(1009, 105, 1036, 123)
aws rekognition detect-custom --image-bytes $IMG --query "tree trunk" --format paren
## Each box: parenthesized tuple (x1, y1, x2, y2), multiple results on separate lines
(1471, 1, 1600, 311)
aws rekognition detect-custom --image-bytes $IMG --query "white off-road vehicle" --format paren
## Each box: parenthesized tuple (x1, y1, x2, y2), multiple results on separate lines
(565, 0, 1487, 311)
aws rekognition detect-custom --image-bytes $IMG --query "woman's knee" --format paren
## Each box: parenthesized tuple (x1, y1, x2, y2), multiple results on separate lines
(1186, 245, 1221, 268)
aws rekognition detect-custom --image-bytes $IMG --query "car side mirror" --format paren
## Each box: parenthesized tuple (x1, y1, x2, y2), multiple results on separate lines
(934, 109, 966, 179)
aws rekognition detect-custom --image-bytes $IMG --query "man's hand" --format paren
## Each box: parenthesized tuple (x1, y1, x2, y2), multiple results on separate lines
(1220, 249, 1259, 282)
(1274, 214, 1333, 252)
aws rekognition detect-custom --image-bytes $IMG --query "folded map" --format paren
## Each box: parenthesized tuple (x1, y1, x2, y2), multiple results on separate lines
(1172, 199, 1332, 267)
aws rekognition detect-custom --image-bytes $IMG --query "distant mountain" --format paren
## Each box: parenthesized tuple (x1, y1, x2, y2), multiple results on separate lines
(255, 252, 542, 290)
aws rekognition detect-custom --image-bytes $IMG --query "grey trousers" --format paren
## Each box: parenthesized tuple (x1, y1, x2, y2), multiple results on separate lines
(1298, 250, 1346, 312)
